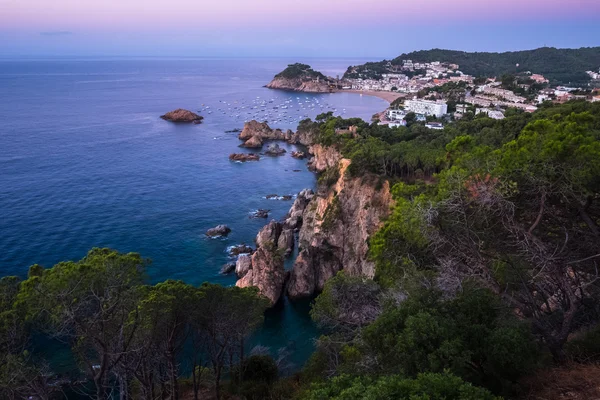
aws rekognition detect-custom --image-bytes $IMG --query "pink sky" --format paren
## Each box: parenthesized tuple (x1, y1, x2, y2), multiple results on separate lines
(1, 0, 598, 32)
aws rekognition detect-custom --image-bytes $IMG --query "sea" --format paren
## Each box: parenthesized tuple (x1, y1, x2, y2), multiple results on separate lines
(0, 57, 388, 371)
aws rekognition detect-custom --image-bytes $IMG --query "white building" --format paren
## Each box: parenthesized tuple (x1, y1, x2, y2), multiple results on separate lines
(425, 122, 444, 130)
(476, 108, 505, 120)
(387, 109, 407, 121)
(404, 99, 448, 117)
(389, 121, 407, 128)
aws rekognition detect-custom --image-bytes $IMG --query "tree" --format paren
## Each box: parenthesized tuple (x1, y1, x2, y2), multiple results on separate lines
(197, 284, 268, 399)
(373, 113, 600, 362)
(17, 248, 148, 399)
(1, 276, 54, 400)
(133, 280, 199, 400)
(361, 286, 538, 393)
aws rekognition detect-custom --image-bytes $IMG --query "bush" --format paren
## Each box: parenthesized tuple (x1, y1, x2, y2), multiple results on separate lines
(566, 324, 600, 362)
(301, 372, 501, 400)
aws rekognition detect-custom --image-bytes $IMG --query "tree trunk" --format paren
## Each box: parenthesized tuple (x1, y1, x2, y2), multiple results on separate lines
(215, 366, 222, 400)
(168, 354, 179, 400)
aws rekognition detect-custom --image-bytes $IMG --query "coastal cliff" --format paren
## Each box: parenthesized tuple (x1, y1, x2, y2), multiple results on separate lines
(287, 158, 393, 299)
(234, 120, 392, 303)
(266, 63, 335, 93)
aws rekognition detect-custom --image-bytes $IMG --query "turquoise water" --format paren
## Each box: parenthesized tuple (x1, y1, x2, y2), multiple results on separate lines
(0, 57, 387, 369)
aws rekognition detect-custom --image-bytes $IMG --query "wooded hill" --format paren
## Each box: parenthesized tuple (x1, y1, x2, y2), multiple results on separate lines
(345, 47, 600, 85)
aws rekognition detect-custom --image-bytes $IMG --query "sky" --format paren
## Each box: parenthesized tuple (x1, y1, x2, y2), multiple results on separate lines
(0, 0, 599, 58)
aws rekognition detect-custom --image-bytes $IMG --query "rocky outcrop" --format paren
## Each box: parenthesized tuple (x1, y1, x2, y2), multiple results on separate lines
(265, 143, 286, 156)
(266, 194, 293, 201)
(221, 263, 236, 275)
(241, 136, 263, 148)
(228, 244, 253, 257)
(286, 159, 394, 299)
(161, 109, 203, 123)
(277, 229, 295, 257)
(266, 63, 335, 93)
(288, 122, 318, 146)
(229, 153, 260, 162)
(235, 189, 314, 306)
(206, 225, 231, 237)
(250, 209, 270, 219)
(235, 254, 252, 278)
(236, 246, 286, 305)
(238, 120, 292, 148)
(266, 77, 334, 93)
(307, 144, 343, 173)
(256, 220, 282, 249)
(287, 247, 341, 299)
(291, 151, 306, 159)
(284, 189, 314, 230)
(236, 220, 287, 305)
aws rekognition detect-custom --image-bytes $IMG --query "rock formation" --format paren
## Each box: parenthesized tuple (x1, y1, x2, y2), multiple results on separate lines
(235, 254, 252, 278)
(160, 109, 203, 123)
(265, 143, 286, 156)
(221, 263, 236, 275)
(238, 120, 292, 148)
(229, 153, 260, 162)
(306, 144, 343, 173)
(235, 189, 314, 306)
(241, 136, 263, 148)
(291, 151, 306, 159)
(206, 224, 231, 237)
(228, 244, 253, 257)
(265, 64, 335, 93)
(250, 209, 270, 219)
(286, 159, 394, 299)
(236, 246, 286, 306)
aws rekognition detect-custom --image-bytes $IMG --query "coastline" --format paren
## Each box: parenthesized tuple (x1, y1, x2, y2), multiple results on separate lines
(337, 89, 405, 104)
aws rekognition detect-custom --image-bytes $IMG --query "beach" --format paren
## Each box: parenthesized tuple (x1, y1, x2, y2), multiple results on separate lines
(340, 89, 405, 103)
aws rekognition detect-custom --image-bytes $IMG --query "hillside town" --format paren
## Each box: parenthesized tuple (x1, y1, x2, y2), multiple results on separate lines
(342, 59, 600, 129)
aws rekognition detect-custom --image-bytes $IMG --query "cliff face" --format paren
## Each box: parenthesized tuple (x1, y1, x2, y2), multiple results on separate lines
(306, 144, 342, 173)
(288, 123, 318, 147)
(287, 158, 394, 299)
(266, 77, 333, 93)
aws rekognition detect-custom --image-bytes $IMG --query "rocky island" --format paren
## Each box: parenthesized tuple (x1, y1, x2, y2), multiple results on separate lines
(160, 108, 204, 123)
(266, 63, 337, 93)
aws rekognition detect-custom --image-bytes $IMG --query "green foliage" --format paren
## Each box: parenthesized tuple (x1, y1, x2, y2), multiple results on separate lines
(301, 372, 501, 400)
(361, 287, 538, 392)
(317, 166, 340, 187)
(276, 63, 328, 81)
(370, 103, 600, 365)
(0, 248, 270, 399)
(384, 47, 600, 85)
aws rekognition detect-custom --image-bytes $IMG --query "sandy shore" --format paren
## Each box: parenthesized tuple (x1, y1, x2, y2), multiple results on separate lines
(339, 89, 405, 104)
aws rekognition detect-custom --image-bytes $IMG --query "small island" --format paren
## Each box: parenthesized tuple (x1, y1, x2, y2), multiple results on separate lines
(160, 108, 204, 123)
(266, 63, 337, 93)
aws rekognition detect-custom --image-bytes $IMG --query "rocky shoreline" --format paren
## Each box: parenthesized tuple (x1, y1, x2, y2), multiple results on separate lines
(228, 119, 393, 306)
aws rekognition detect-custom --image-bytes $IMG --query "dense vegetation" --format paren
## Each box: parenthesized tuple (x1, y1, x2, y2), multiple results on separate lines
(275, 63, 329, 81)
(0, 248, 270, 399)
(345, 47, 600, 85)
(296, 101, 600, 399)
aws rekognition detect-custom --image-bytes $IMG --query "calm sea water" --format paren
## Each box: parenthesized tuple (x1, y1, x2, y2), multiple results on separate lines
(0, 57, 387, 369)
